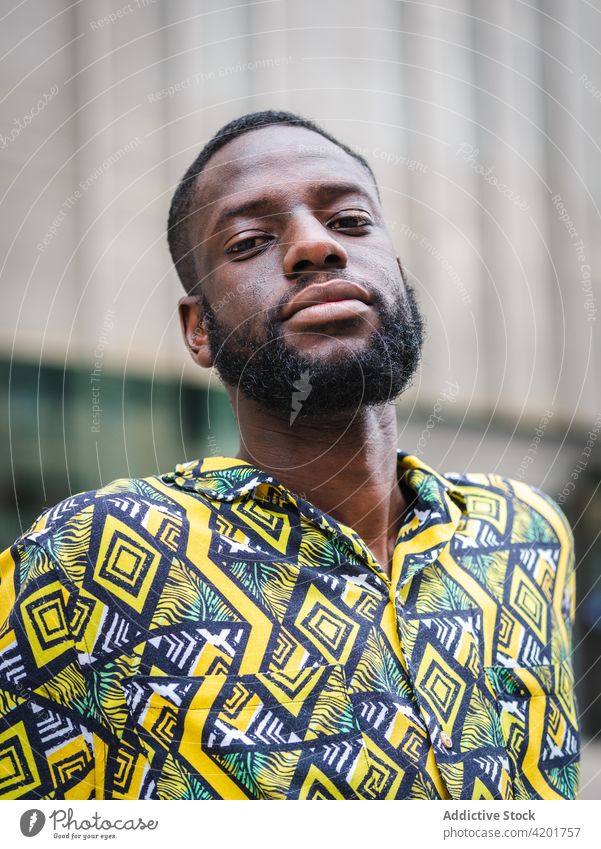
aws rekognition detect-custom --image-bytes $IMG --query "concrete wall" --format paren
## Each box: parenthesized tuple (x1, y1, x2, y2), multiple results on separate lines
(1, 0, 599, 476)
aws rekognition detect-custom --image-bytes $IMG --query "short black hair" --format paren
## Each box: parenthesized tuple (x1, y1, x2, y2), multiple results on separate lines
(167, 110, 378, 294)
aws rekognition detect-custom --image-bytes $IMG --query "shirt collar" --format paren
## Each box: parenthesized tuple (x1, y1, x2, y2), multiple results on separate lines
(161, 456, 280, 502)
(161, 452, 466, 586)
(161, 450, 466, 509)
(393, 451, 466, 588)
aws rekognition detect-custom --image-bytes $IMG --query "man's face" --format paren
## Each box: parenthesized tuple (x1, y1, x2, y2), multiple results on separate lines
(181, 124, 424, 419)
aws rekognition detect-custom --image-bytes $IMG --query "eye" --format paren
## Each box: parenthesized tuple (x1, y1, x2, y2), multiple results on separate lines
(329, 210, 373, 232)
(224, 233, 272, 258)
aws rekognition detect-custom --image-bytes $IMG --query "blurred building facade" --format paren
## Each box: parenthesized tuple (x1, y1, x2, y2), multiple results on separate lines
(1, 0, 600, 794)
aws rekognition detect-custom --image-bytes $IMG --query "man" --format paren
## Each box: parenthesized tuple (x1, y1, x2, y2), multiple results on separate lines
(0, 111, 578, 800)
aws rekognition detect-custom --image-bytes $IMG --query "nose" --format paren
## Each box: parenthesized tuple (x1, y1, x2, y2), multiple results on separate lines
(282, 214, 348, 276)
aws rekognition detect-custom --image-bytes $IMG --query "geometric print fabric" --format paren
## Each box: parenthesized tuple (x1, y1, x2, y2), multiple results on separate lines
(0, 451, 579, 799)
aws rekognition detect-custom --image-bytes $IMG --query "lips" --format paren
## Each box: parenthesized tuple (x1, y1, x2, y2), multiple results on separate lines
(281, 279, 373, 321)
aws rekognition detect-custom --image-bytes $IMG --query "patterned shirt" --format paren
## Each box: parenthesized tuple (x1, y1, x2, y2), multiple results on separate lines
(0, 451, 578, 800)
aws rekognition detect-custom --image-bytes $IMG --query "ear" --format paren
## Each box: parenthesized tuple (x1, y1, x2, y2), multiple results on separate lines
(178, 295, 213, 368)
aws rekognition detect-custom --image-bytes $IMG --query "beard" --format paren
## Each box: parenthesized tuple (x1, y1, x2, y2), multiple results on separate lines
(201, 274, 425, 421)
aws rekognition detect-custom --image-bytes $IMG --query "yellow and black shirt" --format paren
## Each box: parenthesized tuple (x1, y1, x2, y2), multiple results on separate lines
(0, 451, 579, 800)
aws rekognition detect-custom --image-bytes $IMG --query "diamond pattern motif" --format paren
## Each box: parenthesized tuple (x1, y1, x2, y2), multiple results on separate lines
(0, 451, 579, 799)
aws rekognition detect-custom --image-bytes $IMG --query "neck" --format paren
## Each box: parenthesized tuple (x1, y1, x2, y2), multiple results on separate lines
(230, 392, 409, 576)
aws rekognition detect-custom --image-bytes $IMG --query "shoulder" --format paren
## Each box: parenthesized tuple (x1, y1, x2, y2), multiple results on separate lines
(444, 470, 574, 552)
(444, 471, 577, 661)
(5, 472, 203, 582)
(18, 477, 153, 536)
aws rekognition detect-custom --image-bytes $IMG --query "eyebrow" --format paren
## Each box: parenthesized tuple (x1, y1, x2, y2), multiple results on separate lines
(210, 181, 375, 237)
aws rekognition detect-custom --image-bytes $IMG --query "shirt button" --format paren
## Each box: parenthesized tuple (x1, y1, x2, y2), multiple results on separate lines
(440, 731, 453, 749)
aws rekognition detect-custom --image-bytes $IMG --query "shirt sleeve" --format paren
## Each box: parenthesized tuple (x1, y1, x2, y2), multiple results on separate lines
(0, 521, 96, 799)
(530, 486, 580, 797)
(529, 484, 577, 659)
